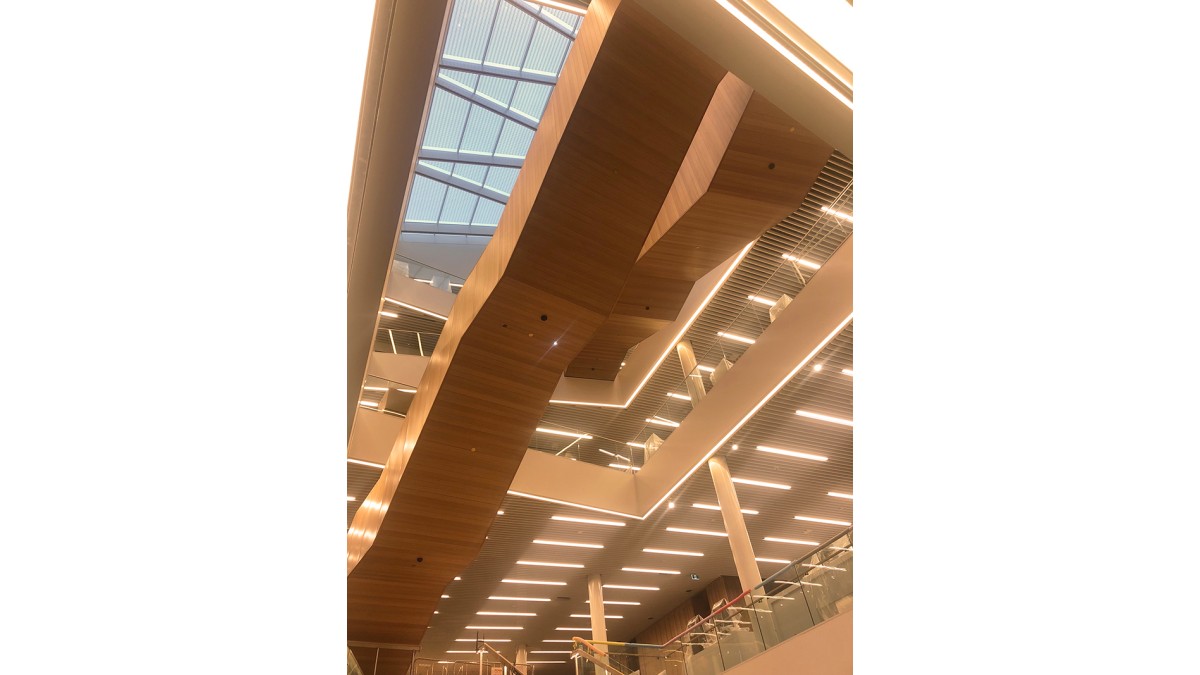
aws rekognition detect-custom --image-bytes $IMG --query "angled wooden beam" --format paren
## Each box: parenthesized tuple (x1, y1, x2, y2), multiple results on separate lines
(566, 72, 834, 379)
(347, 0, 728, 650)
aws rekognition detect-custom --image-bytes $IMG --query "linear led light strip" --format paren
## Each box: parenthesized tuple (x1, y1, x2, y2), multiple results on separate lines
(665, 392, 691, 400)
(731, 477, 791, 490)
(622, 567, 680, 575)
(828, 492, 854, 500)
(713, 0, 853, 109)
(489, 596, 550, 602)
(717, 331, 756, 345)
(842, 368, 854, 376)
(550, 515, 626, 527)
(549, 243, 753, 408)
(795, 409, 853, 426)
(505, 491, 639, 520)
(666, 527, 728, 537)
(569, 614, 622, 620)
(692, 503, 758, 515)
(500, 579, 567, 586)
(347, 458, 385, 469)
(756, 445, 828, 462)
(640, 313, 853, 518)
(536, 427, 593, 439)
(464, 625, 523, 630)
(477, 611, 536, 616)
(533, 539, 603, 549)
(820, 206, 854, 222)
(782, 253, 821, 269)
(603, 584, 659, 591)
(764, 536, 820, 546)
(517, 560, 583, 568)
(383, 297, 448, 320)
(609, 463, 640, 471)
(794, 515, 851, 526)
(747, 295, 777, 306)
(755, 557, 791, 564)
(455, 638, 511, 642)
(358, 400, 378, 408)
(643, 548, 703, 557)
(644, 417, 680, 428)
(585, 600, 640, 605)
(597, 448, 629, 461)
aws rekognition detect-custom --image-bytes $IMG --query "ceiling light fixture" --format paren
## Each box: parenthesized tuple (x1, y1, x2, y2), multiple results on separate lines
(764, 537, 821, 546)
(842, 368, 854, 376)
(346, 496, 356, 502)
(597, 449, 629, 461)
(362, 385, 388, 391)
(691, 503, 758, 515)
(747, 295, 777, 306)
(536, 427, 593, 439)
(379, 310, 398, 318)
(828, 492, 854, 500)
(812, 363, 823, 372)
(554, 627, 592, 631)
(717, 331, 756, 345)
(603, 584, 659, 591)
(477, 611, 536, 617)
(608, 463, 640, 471)
(756, 445, 828, 462)
(358, 400, 379, 407)
(666, 392, 691, 400)
(696, 365, 716, 373)
(455, 638, 510, 642)
(625, 442, 646, 448)
(464, 626, 523, 631)
(585, 600, 640, 605)
(820, 206, 854, 222)
(644, 417, 680, 428)
(550, 515, 626, 527)
(666, 527, 728, 537)
(755, 557, 791, 564)
(509, 491, 639, 520)
(500, 579, 567, 586)
(731, 477, 791, 490)
(621, 567, 680, 575)
(516, 561, 584, 569)
(802, 563, 846, 571)
(569, 615, 621, 620)
(533, 539, 603, 549)
(643, 548, 704, 557)
(795, 409, 853, 426)
(782, 253, 821, 270)
(348, 456, 384, 468)
(382, 297, 448, 320)
(488, 596, 550, 602)
(794, 516, 852, 526)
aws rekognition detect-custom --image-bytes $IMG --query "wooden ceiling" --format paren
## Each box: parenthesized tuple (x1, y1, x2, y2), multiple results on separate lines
(564, 72, 833, 380)
(346, 0, 733, 665)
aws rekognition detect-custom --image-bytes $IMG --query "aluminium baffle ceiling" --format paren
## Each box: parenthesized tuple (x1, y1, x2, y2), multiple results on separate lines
(345, 0, 853, 672)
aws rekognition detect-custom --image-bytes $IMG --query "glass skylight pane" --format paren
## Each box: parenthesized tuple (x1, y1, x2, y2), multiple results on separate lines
(540, 8, 581, 34)
(405, 175, 447, 222)
(440, 186, 478, 224)
(523, 23, 569, 76)
(443, 0, 498, 64)
(484, 2, 535, 71)
(458, 105, 505, 154)
(494, 119, 535, 158)
(476, 75, 517, 108)
(472, 199, 505, 226)
(452, 163, 488, 186)
(438, 68, 480, 92)
(422, 89, 471, 151)
(483, 166, 520, 196)
(509, 81, 552, 123)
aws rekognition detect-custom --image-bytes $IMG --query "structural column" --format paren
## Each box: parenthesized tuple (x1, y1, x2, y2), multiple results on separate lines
(587, 574, 609, 657)
(514, 643, 528, 675)
(676, 340, 707, 405)
(708, 455, 763, 592)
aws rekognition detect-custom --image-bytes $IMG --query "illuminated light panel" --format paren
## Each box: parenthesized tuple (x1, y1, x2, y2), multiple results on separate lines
(692, 503, 758, 515)
(666, 392, 691, 400)
(603, 584, 658, 591)
(626, 442, 646, 448)
(569, 615, 621, 620)
(533, 539, 603, 549)
(456, 638, 510, 643)
(488, 596, 550, 602)
(828, 492, 854, 500)
(358, 400, 379, 407)
(536, 427, 593, 439)
(764, 537, 821, 546)
(842, 368, 854, 376)
(497, 510, 504, 515)
(820, 206, 854, 222)
(755, 557, 791, 564)
(795, 409, 853, 426)
(501, 579, 567, 586)
(362, 386, 388, 391)
(454, 576, 461, 580)
(794, 515, 852, 526)
(731, 477, 791, 490)
(554, 627, 591, 631)
(586, 600, 641, 605)
(464, 626, 523, 630)
(643, 548, 704, 557)
(666, 527, 728, 537)
(379, 310, 398, 318)
(756, 445, 828, 462)
(747, 294, 776, 306)
(712, 0, 853, 109)
(717, 331, 756, 345)
(622, 567, 680, 575)
(542, 640, 575, 643)
(477, 611, 536, 616)
(441, 595, 450, 598)
(609, 463, 640, 471)
(782, 253, 821, 270)
(517, 560, 584, 569)
(346, 496, 356, 502)
(644, 417, 680, 428)
(802, 564, 847, 571)
(696, 365, 716, 373)
(382, 297, 448, 320)
(551, 515, 626, 527)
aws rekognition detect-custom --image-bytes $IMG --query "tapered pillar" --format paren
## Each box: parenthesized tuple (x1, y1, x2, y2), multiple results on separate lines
(587, 574, 609, 657)
(514, 643, 529, 675)
(708, 455, 763, 592)
(676, 339, 707, 405)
